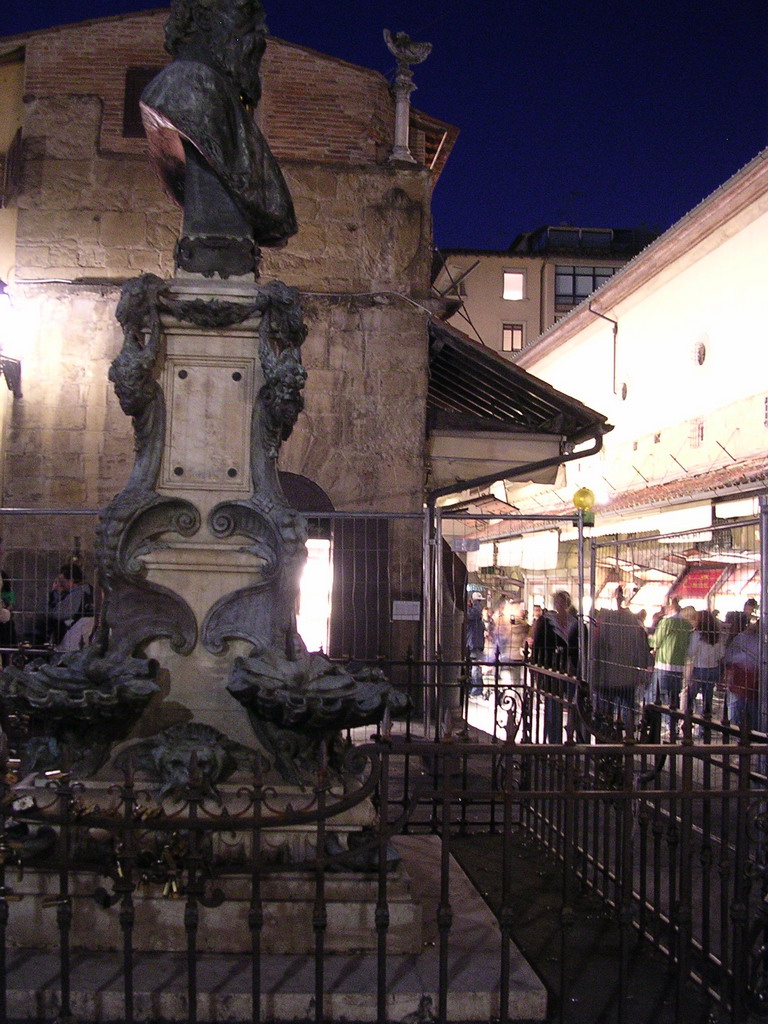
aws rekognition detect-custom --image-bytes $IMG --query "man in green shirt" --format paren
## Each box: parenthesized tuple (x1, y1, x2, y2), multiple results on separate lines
(648, 598, 692, 708)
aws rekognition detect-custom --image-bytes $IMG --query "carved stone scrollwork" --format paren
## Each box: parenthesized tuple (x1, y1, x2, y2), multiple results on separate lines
(102, 496, 201, 661)
(201, 500, 290, 654)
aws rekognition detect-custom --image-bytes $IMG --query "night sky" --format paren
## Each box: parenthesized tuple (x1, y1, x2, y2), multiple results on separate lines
(3, 0, 767, 250)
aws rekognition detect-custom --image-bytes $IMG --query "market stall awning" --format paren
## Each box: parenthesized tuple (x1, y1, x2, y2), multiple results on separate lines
(716, 564, 759, 597)
(427, 319, 611, 498)
(670, 566, 727, 600)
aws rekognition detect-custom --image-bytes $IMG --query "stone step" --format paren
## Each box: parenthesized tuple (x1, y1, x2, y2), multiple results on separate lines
(4, 836, 547, 1022)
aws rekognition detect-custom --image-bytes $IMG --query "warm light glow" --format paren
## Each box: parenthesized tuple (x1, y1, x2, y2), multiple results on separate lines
(503, 271, 525, 300)
(572, 486, 596, 512)
(0, 279, 10, 319)
(296, 538, 333, 653)
(0, 280, 21, 360)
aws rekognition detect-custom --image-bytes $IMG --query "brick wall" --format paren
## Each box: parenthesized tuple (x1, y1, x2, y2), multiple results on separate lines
(20, 11, 170, 158)
(0, 10, 436, 517)
(17, 11, 395, 164)
(8, 10, 436, 288)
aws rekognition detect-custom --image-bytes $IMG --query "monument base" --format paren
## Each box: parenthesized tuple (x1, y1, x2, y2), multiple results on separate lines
(8, 774, 420, 955)
(4, 837, 547, 1023)
(9, 864, 422, 956)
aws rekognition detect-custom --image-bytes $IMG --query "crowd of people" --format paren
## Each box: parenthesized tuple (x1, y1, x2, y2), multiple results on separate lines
(637, 594, 760, 729)
(466, 586, 762, 734)
(0, 552, 95, 662)
(465, 592, 535, 697)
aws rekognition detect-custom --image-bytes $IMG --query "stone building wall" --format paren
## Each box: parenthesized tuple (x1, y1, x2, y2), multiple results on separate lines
(0, 10, 452, 516)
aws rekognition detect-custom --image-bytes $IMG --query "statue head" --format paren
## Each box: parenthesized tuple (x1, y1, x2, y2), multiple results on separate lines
(115, 723, 259, 802)
(164, 0, 267, 105)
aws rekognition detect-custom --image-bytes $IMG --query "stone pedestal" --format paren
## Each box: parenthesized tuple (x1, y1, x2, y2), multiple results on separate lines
(93, 274, 312, 762)
(138, 278, 281, 747)
(8, 774, 422, 956)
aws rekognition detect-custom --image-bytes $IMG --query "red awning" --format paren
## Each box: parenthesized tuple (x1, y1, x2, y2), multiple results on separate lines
(716, 564, 759, 597)
(670, 566, 726, 600)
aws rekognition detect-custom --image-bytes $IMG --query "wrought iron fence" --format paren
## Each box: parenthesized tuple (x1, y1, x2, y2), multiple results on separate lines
(1, 723, 768, 1024)
(0, 506, 767, 1021)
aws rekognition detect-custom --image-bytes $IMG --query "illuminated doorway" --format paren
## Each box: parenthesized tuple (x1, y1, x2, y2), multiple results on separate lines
(278, 472, 335, 655)
(296, 536, 333, 653)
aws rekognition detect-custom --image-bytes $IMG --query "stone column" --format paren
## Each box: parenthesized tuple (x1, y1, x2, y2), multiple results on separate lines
(384, 31, 432, 166)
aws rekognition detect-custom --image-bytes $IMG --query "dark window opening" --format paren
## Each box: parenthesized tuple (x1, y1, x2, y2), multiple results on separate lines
(123, 67, 163, 138)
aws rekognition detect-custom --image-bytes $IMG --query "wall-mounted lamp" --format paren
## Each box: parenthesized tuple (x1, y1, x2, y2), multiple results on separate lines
(0, 279, 22, 399)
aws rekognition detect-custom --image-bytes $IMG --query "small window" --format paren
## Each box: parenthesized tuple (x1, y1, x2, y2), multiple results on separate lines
(123, 67, 163, 138)
(690, 419, 705, 448)
(444, 265, 467, 297)
(503, 271, 525, 300)
(501, 324, 523, 352)
(555, 264, 617, 311)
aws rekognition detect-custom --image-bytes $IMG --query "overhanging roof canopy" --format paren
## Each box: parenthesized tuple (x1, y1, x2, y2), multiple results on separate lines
(427, 320, 612, 497)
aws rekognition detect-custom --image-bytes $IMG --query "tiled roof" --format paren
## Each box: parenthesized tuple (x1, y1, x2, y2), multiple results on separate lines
(519, 455, 768, 524)
(597, 456, 768, 516)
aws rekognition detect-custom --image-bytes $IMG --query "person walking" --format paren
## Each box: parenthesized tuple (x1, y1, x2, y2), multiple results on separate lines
(466, 592, 486, 698)
(685, 609, 725, 719)
(648, 598, 692, 710)
(532, 591, 582, 742)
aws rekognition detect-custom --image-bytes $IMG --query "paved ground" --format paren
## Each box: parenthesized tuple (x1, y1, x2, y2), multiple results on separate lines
(450, 830, 720, 1024)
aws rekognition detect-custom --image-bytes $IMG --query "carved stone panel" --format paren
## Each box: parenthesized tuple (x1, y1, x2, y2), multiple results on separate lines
(161, 355, 254, 492)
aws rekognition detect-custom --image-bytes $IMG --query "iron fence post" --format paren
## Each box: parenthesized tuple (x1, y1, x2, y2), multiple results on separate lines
(376, 746, 391, 1024)
(759, 495, 768, 735)
(577, 509, 585, 680)
(588, 533, 597, 689)
(423, 506, 435, 732)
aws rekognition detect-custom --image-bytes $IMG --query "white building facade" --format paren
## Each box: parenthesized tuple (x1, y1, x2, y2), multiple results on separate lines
(493, 151, 768, 614)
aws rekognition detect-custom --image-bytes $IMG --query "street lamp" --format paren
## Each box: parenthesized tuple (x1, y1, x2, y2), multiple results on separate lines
(573, 486, 595, 526)
(0, 279, 22, 399)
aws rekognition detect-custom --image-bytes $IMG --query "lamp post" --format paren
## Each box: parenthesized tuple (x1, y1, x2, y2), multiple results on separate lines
(0, 279, 22, 399)
(573, 487, 596, 680)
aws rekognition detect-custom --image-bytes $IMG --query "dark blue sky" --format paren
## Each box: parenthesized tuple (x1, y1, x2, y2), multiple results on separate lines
(3, 0, 767, 249)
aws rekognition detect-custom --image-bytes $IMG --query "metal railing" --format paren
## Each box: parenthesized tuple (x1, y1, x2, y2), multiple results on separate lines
(0, 723, 767, 1024)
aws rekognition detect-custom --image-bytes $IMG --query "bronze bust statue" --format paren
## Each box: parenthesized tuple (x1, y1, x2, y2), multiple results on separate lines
(141, 0, 297, 277)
